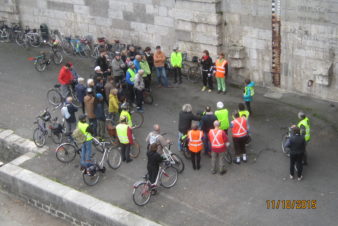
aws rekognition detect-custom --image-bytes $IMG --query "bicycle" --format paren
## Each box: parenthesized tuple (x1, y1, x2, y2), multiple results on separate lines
(47, 84, 81, 108)
(33, 108, 65, 147)
(0, 20, 10, 42)
(17, 27, 41, 48)
(281, 127, 292, 156)
(180, 134, 191, 160)
(130, 108, 144, 129)
(132, 161, 178, 206)
(162, 142, 185, 173)
(181, 53, 202, 83)
(82, 137, 122, 186)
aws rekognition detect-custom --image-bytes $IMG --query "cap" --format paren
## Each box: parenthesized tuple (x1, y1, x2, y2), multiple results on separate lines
(94, 66, 101, 71)
(128, 61, 134, 67)
(216, 101, 224, 109)
(96, 93, 103, 99)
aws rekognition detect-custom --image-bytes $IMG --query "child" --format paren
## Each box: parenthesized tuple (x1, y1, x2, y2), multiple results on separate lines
(108, 88, 120, 125)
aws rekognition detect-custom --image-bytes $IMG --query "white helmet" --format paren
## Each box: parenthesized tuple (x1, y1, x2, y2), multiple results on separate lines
(216, 101, 224, 109)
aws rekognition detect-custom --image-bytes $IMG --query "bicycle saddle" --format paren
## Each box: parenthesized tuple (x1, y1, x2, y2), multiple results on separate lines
(54, 84, 61, 88)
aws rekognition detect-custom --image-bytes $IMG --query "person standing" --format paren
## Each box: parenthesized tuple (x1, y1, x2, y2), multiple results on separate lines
(215, 101, 230, 134)
(133, 55, 142, 73)
(94, 93, 106, 140)
(200, 50, 213, 92)
(285, 126, 306, 181)
(116, 116, 134, 163)
(77, 115, 94, 170)
(134, 69, 145, 112)
(140, 55, 152, 91)
(75, 77, 86, 114)
(208, 120, 229, 175)
(188, 123, 204, 170)
(243, 79, 255, 114)
(144, 47, 154, 69)
(201, 106, 217, 156)
(231, 113, 249, 164)
(170, 47, 183, 84)
(126, 62, 136, 105)
(61, 97, 78, 136)
(297, 112, 311, 165)
(214, 53, 228, 94)
(104, 76, 114, 104)
(58, 63, 74, 98)
(95, 50, 111, 77)
(108, 88, 119, 125)
(153, 46, 168, 88)
(111, 52, 126, 84)
(84, 88, 97, 136)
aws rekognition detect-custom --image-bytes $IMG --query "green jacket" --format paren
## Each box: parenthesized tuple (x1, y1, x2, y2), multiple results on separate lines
(170, 52, 182, 68)
(140, 60, 151, 76)
(215, 109, 230, 130)
(297, 117, 311, 141)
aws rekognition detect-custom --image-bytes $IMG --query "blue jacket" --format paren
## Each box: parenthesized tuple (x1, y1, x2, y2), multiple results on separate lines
(94, 102, 106, 121)
(243, 81, 255, 102)
(126, 69, 136, 85)
(133, 59, 141, 73)
(75, 84, 86, 103)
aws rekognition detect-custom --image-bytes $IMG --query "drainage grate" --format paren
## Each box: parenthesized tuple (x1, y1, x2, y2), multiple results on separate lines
(272, 0, 281, 87)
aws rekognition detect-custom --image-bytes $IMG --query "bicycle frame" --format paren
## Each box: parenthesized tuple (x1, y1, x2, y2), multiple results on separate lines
(162, 145, 176, 166)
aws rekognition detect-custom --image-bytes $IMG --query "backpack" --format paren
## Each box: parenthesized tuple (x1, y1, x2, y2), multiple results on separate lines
(72, 127, 86, 144)
(61, 105, 71, 119)
(149, 134, 159, 145)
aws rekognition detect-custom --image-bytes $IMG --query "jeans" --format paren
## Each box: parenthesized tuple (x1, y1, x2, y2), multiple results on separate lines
(216, 77, 226, 92)
(97, 120, 105, 138)
(290, 153, 304, 177)
(155, 67, 168, 87)
(61, 84, 71, 98)
(203, 135, 211, 153)
(81, 140, 93, 168)
(127, 84, 135, 103)
(211, 151, 225, 173)
(191, 151, 201, 169)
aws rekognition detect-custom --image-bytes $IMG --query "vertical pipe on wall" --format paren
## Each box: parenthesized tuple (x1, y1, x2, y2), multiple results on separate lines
(271, 0, 281, 87)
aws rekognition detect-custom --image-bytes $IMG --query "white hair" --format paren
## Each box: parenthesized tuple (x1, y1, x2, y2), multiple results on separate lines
(87, 78, 94, 86)
(78, 77, 85, 84)
(182, 104, 192, 112)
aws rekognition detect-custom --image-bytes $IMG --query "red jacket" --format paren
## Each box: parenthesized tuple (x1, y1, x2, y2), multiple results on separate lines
(58, 66, 74, 85)
(208, 129, 228, 153)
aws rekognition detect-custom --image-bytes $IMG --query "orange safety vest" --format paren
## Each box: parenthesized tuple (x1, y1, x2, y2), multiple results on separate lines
(188, 130, 203, 153)
(231, 117, 248, 138)
(209, 129, 225, 149)
(215, 59, 227, 78)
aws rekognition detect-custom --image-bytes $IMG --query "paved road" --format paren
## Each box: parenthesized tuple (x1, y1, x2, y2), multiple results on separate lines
(1, 43, 338, 226)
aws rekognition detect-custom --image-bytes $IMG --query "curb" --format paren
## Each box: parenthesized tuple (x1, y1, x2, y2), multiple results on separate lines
(0, 129, 161, 226)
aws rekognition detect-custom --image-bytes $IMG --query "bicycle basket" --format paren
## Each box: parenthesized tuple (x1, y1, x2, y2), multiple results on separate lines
(50, 123, 63, 134)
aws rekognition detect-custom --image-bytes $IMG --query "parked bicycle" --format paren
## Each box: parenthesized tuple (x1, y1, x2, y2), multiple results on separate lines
(47, 84, 81, 108)
(16, 26, 41, 48)
(132, 161, 178, 206)
(61, 35, 91, 57)
(33, 108, 65, 147)
(181, 53, 202, 83)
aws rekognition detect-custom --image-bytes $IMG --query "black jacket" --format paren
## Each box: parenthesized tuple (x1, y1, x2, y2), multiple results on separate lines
(147, 151, 163, 171)
(66, 103, 78, 123)
(178, 111, 201, 134)
(285, 134, 306, 155)
(201, 113, 217, 134)
(96, 56, 109, 72)
(201, 56, 213, 71)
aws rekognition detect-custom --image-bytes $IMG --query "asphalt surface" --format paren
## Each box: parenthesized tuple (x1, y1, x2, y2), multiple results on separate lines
(1, 43, 338, 226)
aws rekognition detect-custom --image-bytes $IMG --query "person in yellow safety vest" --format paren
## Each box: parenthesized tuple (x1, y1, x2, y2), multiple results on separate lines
(77, 115, 94, 170)
(297, 112, 311, 165)
(214, 53, 228, 94)
(140, 55, 152, 91)
(188, 123, 204, 170)
(116, 116, 134, 163)
(126, 62, 136, 104)
(215, 101, 230, 134)
(243, 79, 255, 114)
(170, 47, 183, 84)
(119, 102, 132, 128)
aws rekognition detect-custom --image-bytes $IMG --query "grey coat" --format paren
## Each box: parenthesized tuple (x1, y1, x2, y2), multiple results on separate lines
(134, 74, 145, 91)
(111, 58, 125, 77)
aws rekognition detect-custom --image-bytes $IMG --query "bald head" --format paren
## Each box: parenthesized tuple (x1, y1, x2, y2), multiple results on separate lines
(153, 124, 160, 132)
(136, 55, 141, 61)
(213, 120, 220, 128)
(66, 96, 73, 103)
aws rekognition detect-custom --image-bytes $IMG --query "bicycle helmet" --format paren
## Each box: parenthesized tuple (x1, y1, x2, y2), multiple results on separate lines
(121, 102, 129, 110)
(216, 101, 224, 109)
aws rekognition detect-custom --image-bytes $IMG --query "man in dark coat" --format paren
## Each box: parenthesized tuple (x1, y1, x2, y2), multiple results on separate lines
(201, 106, 217, 155)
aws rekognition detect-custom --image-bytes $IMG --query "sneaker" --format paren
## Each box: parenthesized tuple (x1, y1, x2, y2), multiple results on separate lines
(297, 176, 303, 181)
(208, 89, 212, 93)
(132, 103, 137, 107)
(233, 159, 241, 164)
(201, 86, 206, 91)
(289, 175, 294, 180)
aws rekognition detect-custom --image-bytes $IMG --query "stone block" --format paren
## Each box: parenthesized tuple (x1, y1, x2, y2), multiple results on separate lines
(176, 30, 191, 42)
(242, 37, 268, 50)
(130, 21, 147, 31)
(47, 1, 74, 12)
(147, 24, 169, 35)
(195, 23, 217, 33)
(108, 10, 123, 19)
(0, 130, 14, 140)
(153, 0, 175, 8)
(175, 0, 216, 13)
(123, 11, 154, 24)
(145, 4, 155, 14)
(74, 5, 89, 15)
(17, 0, 37, 7)
(154, 16, 174, 27)
(174, 8, 194, 21)
(85, 0, 108, 17)
(158, 6, 167, 16)
(191, 32, 218, 45)
(175, 20, 193, 31)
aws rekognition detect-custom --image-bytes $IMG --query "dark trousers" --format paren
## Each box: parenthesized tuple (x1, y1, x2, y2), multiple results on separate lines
(173, 67, 182, 83)
(245, 101, 252, 114)
(290, 153, 304, 177)
(303, 142, 308, 164)
(88, 118, 97, 136)
(135, 89, 144, 109)
(202, 71, 213, 89)
(81, 102, 85, 114)
(148, 167, 159, 184)
(127, 84, 135, 103)
(191, 152, 201, 169)
(144, 76, 151, 91)
(114, 75, 122, 84)
(120, 143, 131, 161)
(233, 136, 248, 156)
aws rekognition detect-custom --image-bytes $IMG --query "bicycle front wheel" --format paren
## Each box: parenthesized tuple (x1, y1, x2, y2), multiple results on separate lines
(224, 149, 232, 164)
(33, 128, 46, 147)
(47, 89, 62, 106)
(83, 166, 100, 186)
(131, 111, 144, 129)
(52, 51, 63, 65)
(71, 91, 81, 108)
(281, 134, 290, 155)
(35, 58, 46, 72)
(55, 143, 77, 163)
(107, 148, 122, 169)
(133, 182, 151, 206)
(160, 166, 178, 188)
(130, 141, 140, 158)
(171, 154, 185, 173)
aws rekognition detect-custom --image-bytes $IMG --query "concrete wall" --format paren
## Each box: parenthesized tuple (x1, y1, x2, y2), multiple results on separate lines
(0, 0, 337, 101)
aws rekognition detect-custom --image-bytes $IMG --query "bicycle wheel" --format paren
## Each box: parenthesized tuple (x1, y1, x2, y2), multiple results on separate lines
(160, 166, 178, 188)
(131, 111, 144, 128)
(188, 66, 201, 83)
(171, 154, 185, 173)
(15, 32, 24, 46)
(0, 30, 9, 42)
(61, 40, 73, 55)
(71, 91, 81, 108)
(133, 182, 151, 206)
(130, 141, 140, 158)
(33, 128, 46, 147)
(51, 131, 63, 144)
(281, 134, 290, 155)
(47, 89, 62, 106)
(83, 166, 100, 186)
(182, 146, 191, 160)
(35, 58, 46, 72)
(224, 149, 232, 164)
(52, 51, 63, 65)
(29, 35, 41, 47)
(107, 147, 122, 169)
(143, 92, 153, 105)
(55, 143, 77, 163)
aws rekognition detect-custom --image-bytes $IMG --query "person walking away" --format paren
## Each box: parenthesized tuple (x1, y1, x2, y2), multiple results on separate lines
(170, 47, 183, 84)
(153, 46, 168, 88)
(188, 123, 204, 170)
(104, 76, 114, 104)
(77, 115, 94, 171)
(126, 62, 136, 105)
(297, 112, 311, 165)
(58, 62, 74, 98)
(214, 53, 228, 94)
(201, 106, 217, 156)
(215, 101, 230, 134)
(108, 88, 119, 125)
(285, 126, 306, 181)
(116, 116, 133, 163)
(120, 102, 133, 128)
(84, 88, 97, 136)
(243, 79, 255, 114)
(140, 54, 152, 91)
(237, 103, 251, 130)
(61, 97, 78, 136)
(75, 77, 86, 114)
(208, 120, 229, 175)
(94, 93, 106, 140)
(178, 104, 201, 150)
(146, 124, 169, 153)
(200, 50, 213, 92)
(111, 52, 126, 84)
(133, 55, 142, 73)
(134, 69, 145, 112)
(231, 113, 249, 164)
